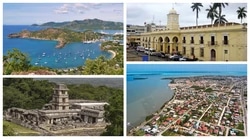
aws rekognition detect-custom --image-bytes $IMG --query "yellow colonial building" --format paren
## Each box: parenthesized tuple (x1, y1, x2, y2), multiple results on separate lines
(137, 8, 247, 61)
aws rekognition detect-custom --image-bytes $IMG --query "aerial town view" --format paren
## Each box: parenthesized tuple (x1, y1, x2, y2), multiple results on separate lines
(3, 3, 123, 75)
(3, 78, 123, 136)
(127, 64, 247, 136)
(127, 3, 247, 61)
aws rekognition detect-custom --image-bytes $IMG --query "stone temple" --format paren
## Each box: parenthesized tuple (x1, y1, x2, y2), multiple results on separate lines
(4, 84, 108, 135)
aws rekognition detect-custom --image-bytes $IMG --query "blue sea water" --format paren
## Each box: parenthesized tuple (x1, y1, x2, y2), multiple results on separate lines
(3, 25, 121, 69)
(127, 71, 246, 130)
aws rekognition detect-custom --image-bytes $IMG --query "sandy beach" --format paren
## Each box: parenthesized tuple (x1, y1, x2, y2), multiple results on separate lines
(108, 50, 116, 59)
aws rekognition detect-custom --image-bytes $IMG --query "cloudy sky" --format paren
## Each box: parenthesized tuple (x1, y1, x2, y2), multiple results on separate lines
(127, 3, 247, 26)
(3, 3, 123, 25)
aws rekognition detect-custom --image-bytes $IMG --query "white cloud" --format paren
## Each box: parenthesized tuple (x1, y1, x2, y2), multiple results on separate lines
(127, 3, 247, 26)
(54, 3, 106, 14)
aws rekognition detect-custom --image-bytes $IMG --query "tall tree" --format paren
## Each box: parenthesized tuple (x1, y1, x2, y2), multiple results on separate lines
(191, 3, 203, 26)
(3, 48, 31, 75)
(237, 7, 247, 24)
(206, 5, 218, 25)
(102, 90, 123, 136)
(214, 14, 228, 24)
(83, 56, 109, 75)
(213, 3, 228, 24)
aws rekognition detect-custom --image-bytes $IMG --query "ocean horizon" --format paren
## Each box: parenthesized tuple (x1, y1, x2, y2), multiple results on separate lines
(3, 25, 121, 69)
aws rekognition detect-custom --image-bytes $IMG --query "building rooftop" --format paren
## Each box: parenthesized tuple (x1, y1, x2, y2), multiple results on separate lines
(54, 83, 69, 90)
(169, 8, 177, 14)
(73, 102, 108, 106)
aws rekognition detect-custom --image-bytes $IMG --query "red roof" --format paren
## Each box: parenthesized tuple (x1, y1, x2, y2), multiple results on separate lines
(176, 119, 181, 125)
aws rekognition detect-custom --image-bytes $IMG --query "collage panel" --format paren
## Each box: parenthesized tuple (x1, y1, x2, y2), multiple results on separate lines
(126, 3, 247, 62)
(3, 3, 124, 75)
(3, 78, 123, 136)
(127, 64, 247, 136)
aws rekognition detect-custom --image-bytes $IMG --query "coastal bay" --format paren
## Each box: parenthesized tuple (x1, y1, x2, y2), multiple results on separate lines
(127, 74, 174, 131)
(3, 25, 117, 69)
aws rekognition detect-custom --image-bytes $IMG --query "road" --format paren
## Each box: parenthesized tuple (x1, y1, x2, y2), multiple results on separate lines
(198, 104, 212, 121)
(218, 97, 231, 126)
(127, 49, 168, 61)
(240, 87, 247, 136)
(158, 101, 204, 136)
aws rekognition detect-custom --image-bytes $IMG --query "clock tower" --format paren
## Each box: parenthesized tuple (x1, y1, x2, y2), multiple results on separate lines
(166, 8, 179, 30)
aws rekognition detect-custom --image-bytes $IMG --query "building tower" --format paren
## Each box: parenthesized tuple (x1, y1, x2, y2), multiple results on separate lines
(166, 8, 179, 30)
(52, 84, 69, 110)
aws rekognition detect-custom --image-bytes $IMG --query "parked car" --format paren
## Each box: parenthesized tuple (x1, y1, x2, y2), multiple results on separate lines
(149, 48, 157, 55)
(136, 46, 145, 52)
(144, 48, 149, 54)
(179, 56, 187, 61)
(170, 55, 182, 61)
(155, 52, 166, 58)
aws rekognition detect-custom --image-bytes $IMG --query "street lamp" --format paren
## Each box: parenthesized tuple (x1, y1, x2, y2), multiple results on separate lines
(148, 42, 150, 61)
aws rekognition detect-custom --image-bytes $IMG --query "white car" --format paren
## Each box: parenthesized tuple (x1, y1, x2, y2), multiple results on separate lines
(136, 46, 145, 52)
(179, 57, 187, 61)
(144, 48, 149, 54)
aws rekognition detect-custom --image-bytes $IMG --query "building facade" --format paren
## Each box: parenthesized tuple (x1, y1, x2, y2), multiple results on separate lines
(129, 8, 247, 61)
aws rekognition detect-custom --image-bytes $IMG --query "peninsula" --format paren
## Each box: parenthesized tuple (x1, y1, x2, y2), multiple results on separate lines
(8, 28, 103, 48)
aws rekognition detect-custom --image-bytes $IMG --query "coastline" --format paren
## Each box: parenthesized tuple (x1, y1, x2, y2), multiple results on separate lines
(128, 81, 175, 134)
(23, 37, 67, 48)
(108, 50, 116, 59)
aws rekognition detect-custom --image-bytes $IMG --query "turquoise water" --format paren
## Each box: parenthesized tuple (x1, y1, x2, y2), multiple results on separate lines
(127, 74, 174, 130)
(127, 71, 247, 130)
(3, 25, 121, 69)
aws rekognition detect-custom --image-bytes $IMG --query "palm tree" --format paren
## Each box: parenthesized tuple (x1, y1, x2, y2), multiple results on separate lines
(191, 3, 203, 26)
(213, 3, 228, 24)
(214, 14, 228, 24)
(206, 5, 218, 25)
(237, 7, 247, 24)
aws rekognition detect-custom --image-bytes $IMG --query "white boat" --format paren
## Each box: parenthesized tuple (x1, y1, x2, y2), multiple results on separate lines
(100, 31, 108, 35)
(114, 32, 123, 35)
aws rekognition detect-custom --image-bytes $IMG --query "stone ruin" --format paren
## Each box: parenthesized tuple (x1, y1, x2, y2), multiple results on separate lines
(4, 84, 108, 135)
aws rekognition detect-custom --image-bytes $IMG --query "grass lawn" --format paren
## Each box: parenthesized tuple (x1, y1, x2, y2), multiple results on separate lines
(3, 120, 40, 136)
(162, 130, 180, 136)
(236, 123, 244, 130)
(133, 130, 145, 136)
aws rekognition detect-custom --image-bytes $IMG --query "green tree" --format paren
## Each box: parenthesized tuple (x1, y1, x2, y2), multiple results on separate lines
(206, 5, 218, 25)
(83, 56, 109, 75)
(213, 3, 228, 24)
(3, 86, 28, 110)
(102, 90, 123, 136)
(237, 7, 247, 24)
(3, 48, 31, 75)
(191, 3, 203, 26)
(214, 14, 228, 24)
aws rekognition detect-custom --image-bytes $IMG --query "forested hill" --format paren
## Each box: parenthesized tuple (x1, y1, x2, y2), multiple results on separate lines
(3, 78, 123, 110)
(36, 18, 123, 30)
(35, 78, 123, 89)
